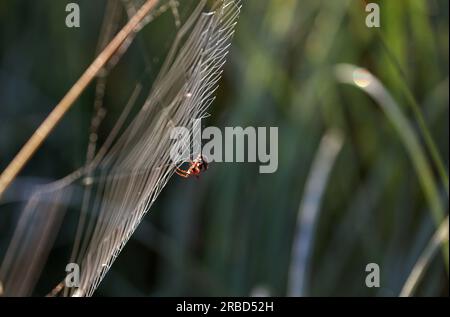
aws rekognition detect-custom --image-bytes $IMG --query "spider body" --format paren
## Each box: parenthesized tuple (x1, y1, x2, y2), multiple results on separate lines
(176, 154, 208, 178)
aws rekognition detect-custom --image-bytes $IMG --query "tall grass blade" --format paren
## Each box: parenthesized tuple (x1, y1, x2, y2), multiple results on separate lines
(400, 216, 449, 297)
(288, 131, 344, 297)
(335, 64, 448, 271)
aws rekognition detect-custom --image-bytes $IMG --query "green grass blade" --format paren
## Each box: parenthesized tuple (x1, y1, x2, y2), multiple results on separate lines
(335, 64, 448, 271)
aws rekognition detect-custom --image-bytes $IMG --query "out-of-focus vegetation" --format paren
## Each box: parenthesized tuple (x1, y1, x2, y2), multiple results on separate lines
(0, 0, 448, 296)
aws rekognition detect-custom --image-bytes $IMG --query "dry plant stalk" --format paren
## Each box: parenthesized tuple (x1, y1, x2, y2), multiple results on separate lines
(0, 0, 159, 200)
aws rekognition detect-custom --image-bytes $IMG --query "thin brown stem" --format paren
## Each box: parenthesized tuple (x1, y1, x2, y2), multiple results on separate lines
(0, 0, 159, 199)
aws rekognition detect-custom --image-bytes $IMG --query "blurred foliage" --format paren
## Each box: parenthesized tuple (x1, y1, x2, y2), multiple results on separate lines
(0, 0, 448, 296)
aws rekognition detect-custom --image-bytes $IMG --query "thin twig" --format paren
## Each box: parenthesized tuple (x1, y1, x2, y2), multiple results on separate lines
(0, 0, 159, 199)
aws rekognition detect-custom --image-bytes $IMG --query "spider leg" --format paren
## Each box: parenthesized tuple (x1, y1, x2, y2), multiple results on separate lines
(176, 167, 190, 178)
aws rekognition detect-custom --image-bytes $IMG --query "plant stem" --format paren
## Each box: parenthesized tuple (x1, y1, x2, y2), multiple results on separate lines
(0, 0, 159, 200)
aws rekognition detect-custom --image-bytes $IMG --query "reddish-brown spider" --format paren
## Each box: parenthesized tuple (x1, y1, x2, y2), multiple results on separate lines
(175, 154, 209, 179)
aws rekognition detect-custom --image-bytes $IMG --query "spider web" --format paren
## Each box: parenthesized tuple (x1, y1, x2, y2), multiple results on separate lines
(0, 0, 241, 297)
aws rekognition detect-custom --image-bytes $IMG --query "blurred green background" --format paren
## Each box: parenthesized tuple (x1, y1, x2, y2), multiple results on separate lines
(0, 0, 448, 296)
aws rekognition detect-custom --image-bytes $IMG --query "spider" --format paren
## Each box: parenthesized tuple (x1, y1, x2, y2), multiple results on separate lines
(175, 154, 209, 179)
